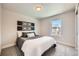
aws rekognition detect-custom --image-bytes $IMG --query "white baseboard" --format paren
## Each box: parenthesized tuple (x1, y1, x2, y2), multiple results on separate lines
(2, 43, 16, 49)
(57, 41, 75, 48)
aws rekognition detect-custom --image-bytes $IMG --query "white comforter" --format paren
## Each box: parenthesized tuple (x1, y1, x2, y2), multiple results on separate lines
(21, 36, 56, 56)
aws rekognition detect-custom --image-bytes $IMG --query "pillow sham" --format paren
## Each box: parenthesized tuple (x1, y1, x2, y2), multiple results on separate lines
(27, 33, 35, 38)
(21, 32, 28, 38)
(17, 31, 22, 37)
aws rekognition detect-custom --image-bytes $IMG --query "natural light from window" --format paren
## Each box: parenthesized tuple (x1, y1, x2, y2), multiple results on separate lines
(51, 19, 62, 36)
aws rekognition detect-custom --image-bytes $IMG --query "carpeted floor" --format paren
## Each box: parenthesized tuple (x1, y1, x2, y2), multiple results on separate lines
(1, 43, 78, 56)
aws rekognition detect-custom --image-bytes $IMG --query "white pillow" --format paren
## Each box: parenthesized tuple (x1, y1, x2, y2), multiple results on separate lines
(27, 33, 35, 38)
(17, 31, 22, 37)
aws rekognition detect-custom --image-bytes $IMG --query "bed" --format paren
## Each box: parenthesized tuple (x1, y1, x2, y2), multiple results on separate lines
(16, 32, 56, 56)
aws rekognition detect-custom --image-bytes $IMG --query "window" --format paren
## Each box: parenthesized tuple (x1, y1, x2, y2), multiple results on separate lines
(51, 19, 62, 36)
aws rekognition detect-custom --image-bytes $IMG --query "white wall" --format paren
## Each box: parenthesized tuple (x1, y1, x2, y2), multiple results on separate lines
(39, 10, 75, 47)
(78, 5, 79, 56)
(0, 4, 2, 54)
(75, 5, 78, 50)
(2, 9, 40, 49)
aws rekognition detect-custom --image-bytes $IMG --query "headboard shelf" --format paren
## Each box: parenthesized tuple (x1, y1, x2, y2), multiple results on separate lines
(17, 21, 35, 31)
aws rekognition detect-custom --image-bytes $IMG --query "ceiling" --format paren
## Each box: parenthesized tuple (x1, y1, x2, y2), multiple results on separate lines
(2, 3, 76, 18)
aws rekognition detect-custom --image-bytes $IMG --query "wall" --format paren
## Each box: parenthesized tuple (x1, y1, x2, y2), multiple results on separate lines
(75, 5, 78, 50)
(39, 10, 75, 47)
(78, 5, 79, 55)
(2, 9, 40, 49)
(0, 4, 1, 54)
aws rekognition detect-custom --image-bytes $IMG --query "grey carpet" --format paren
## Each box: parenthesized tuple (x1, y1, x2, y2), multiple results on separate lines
(1, 43, 78, 56)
